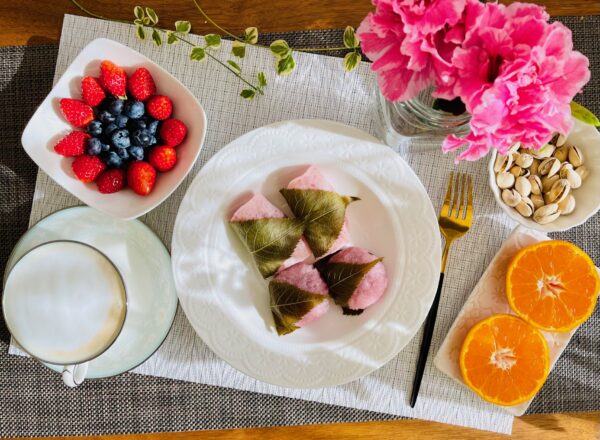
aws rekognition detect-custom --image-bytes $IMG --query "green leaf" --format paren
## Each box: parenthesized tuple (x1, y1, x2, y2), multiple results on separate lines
(230, 218, 305, 278)
(343, 25, 360, 49)
(270, 39, 291, 58)
(133, 18, 143, 25)
(175, 20, 191, 34)
(571, 101, 600, 127)
(257, 72, 267, 87)
(166, 31, 178, 45)
(318, 258, 383, 312)
(133, 6, 144, 20)
(142, 16, 151, 26)
(189, 47, 206, 61)
(276, 54, 295, 76)
(204, 34, 221, 49)
(245, 26, 259, 44)
(227, 60, 242, 74)
(135, 24, 146, 40)
(231, 41, 246, 58)
(279, 188, 359, 257)
(343, 52, 361, 72)
(269, 281, 327, 335)
(240, 89, 256, 100)
(145, 7, 158, 25)
(151, 29, 162, 46)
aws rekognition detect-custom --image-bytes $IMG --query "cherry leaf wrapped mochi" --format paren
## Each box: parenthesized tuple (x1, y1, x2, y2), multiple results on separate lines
(269, 263, 330, 335)
(230, 194, 311, 278)
(320, 246, 388, 315)
(281, 166, 358, 258)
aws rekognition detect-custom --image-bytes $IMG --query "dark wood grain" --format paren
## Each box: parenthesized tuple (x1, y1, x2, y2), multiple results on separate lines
(0, 0, 599, 46)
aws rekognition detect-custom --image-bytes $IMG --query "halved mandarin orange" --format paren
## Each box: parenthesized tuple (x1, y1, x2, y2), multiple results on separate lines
(459, 314, 549, 406)
(506, 240, 600, 332)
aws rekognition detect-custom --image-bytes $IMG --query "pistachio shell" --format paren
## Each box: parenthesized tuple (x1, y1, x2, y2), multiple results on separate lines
(559, 162, 574, 178)
(515, 176, 532, 197)
(533, 203, 560, 224)
(494, 154, 513, 173)
(558, 194, 576, 215)
(538, 157, 561, 177)
(515, 197, 534, 217)
(529, 158, 540, 176)
(528, 175, 543, 195)
(564, 168, 582, 189)
(515, 153, 534, 168)
(496, 172, 515, 189)
(568, 146, 583, 167)
(544, 179, 571, 204)
(553, 145, 569, 162)
(502, 189, 522, 207)
(533, 144, 555, 159)
(509, 166, 523, 178)
(531, 193, 545, 210)
(541, 174, 560, 193)
(575, 165, 590, 181)
(555, 133, 567, 147)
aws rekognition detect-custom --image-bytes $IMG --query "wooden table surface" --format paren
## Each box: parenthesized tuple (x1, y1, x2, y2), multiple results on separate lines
(2, 0, 600, 439)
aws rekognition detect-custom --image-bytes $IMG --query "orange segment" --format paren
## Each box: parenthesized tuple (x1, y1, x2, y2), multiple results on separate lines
(459, 314, 549, 406)
(506, 240, 600, 332)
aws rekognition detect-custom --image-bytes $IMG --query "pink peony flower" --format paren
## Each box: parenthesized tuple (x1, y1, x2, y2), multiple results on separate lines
(442, 2, 590, 161)
(357, 0, 469, 102)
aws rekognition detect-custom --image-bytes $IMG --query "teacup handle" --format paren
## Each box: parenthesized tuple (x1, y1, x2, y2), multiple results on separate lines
(62, 362, 89, 387)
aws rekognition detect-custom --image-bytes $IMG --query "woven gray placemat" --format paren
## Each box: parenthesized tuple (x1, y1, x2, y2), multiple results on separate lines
(0, 17, 599, 437)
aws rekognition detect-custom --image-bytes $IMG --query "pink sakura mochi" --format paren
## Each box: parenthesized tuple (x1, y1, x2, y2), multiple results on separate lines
(273, 263, 330, 327)
(230, 194, 312, 268)
(287, 166, 351, 255)
(329, 247, 388, 310)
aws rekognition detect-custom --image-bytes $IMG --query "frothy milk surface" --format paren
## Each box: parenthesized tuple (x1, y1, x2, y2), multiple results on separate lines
(3, 241, 126, 364)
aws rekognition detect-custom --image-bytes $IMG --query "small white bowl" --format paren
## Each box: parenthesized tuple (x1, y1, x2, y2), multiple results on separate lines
(488, 118, 600, 232)
(21, 38, 207, 220)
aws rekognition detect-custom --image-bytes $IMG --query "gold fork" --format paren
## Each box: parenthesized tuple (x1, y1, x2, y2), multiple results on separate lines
(410, 172, 474, 408)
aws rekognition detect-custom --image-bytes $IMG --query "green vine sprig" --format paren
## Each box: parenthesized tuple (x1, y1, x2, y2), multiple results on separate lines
(70, 0, 361, 100)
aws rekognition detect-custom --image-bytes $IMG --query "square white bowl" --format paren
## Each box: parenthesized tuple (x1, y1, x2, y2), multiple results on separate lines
(21, 38, 207, 220)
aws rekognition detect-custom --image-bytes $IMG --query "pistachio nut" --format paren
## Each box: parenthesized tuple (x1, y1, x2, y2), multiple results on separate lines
(515, 176, 532, 197)
(563, 167, 582, 189)
(528, 175, 543, 195)
(532, 144, 555, 159)
(555, 133, 567, 147)
(515, 197, 535, 218)
(531, 193, 545, 210)
(558, 194, 576, 215)
(496, 172, 515, 189)
(553, 145, 569, 162)
(494, 154, 513, 173)
(559, 162, 574, 178)
(538, 157, 561, 177)
(575, 165, 590, 181)
(544, 179, 571, 204)
(568, 146, 584, 167)
(502, 188, 522, 208)
(515, 153, 534, 169)
(541, 174, 560, 193)
(533, 203, 560, 225)
(529, 158, 540, 176)
(509, 166, 524, 178)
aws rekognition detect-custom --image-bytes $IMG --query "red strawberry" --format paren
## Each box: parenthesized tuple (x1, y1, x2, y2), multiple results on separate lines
(149, 145, 177, 171)
(72, 155, 106, 183)
(146, 95, 173, 120)
(81, 76, 105, 106)
(96, 168, 126, 194)
(127, 161, 156, 196)
(159, 119, 187, 146)
(54, 131, 90, 157)
(59, 98, 94, 128)
(128, 68, 156, 102)
(99, 60, 127, 97)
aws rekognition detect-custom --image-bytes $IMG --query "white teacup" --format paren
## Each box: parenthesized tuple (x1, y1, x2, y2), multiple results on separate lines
(2, 240, 127, 387)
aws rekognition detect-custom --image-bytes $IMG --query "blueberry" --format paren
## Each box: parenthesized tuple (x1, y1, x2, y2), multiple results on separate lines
(103, 151, 122, 168)
(128, 146, 144, 161)
(99, 111, 115, 124)
(117, 148, 130, 161)
(147, 120, 159, 135)
(148, 135, 157, 146)
(104, 123, 118, 136)
(115, 114, 129, 128)
(101, 142, 111, 152)
(86, 138, 103, 156)
(87, 120, 102, 137)
(132, 129, 151, 147)
(108, 99, 125, 115)
(111, 129, 131, 149)
(125, 100, 145, 119)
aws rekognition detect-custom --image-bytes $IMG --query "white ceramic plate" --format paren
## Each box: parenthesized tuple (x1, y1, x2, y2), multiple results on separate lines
(172, 119, 441, 388)
(488, 118, 600, 232)
(3, 207, 178, 378)
(21, 38, 207, 220)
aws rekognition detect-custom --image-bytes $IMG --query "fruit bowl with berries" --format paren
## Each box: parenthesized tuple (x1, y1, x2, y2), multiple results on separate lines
(22, 38, 207, 220)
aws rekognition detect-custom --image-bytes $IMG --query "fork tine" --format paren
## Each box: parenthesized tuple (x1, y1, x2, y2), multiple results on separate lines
(457, 173, 467, 219)
(465, 174, 474, 223)
(450, 172, 462, 218)
(440, 172, 454, 218)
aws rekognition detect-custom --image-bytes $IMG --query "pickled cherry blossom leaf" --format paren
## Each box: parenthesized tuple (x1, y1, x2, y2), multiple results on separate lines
(571, 101, 600, 127)
(269, 281, 326, 336)
(319, 258, 382, 309)
(280, 188, 359, 257)
(230, 218, 304, 278)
